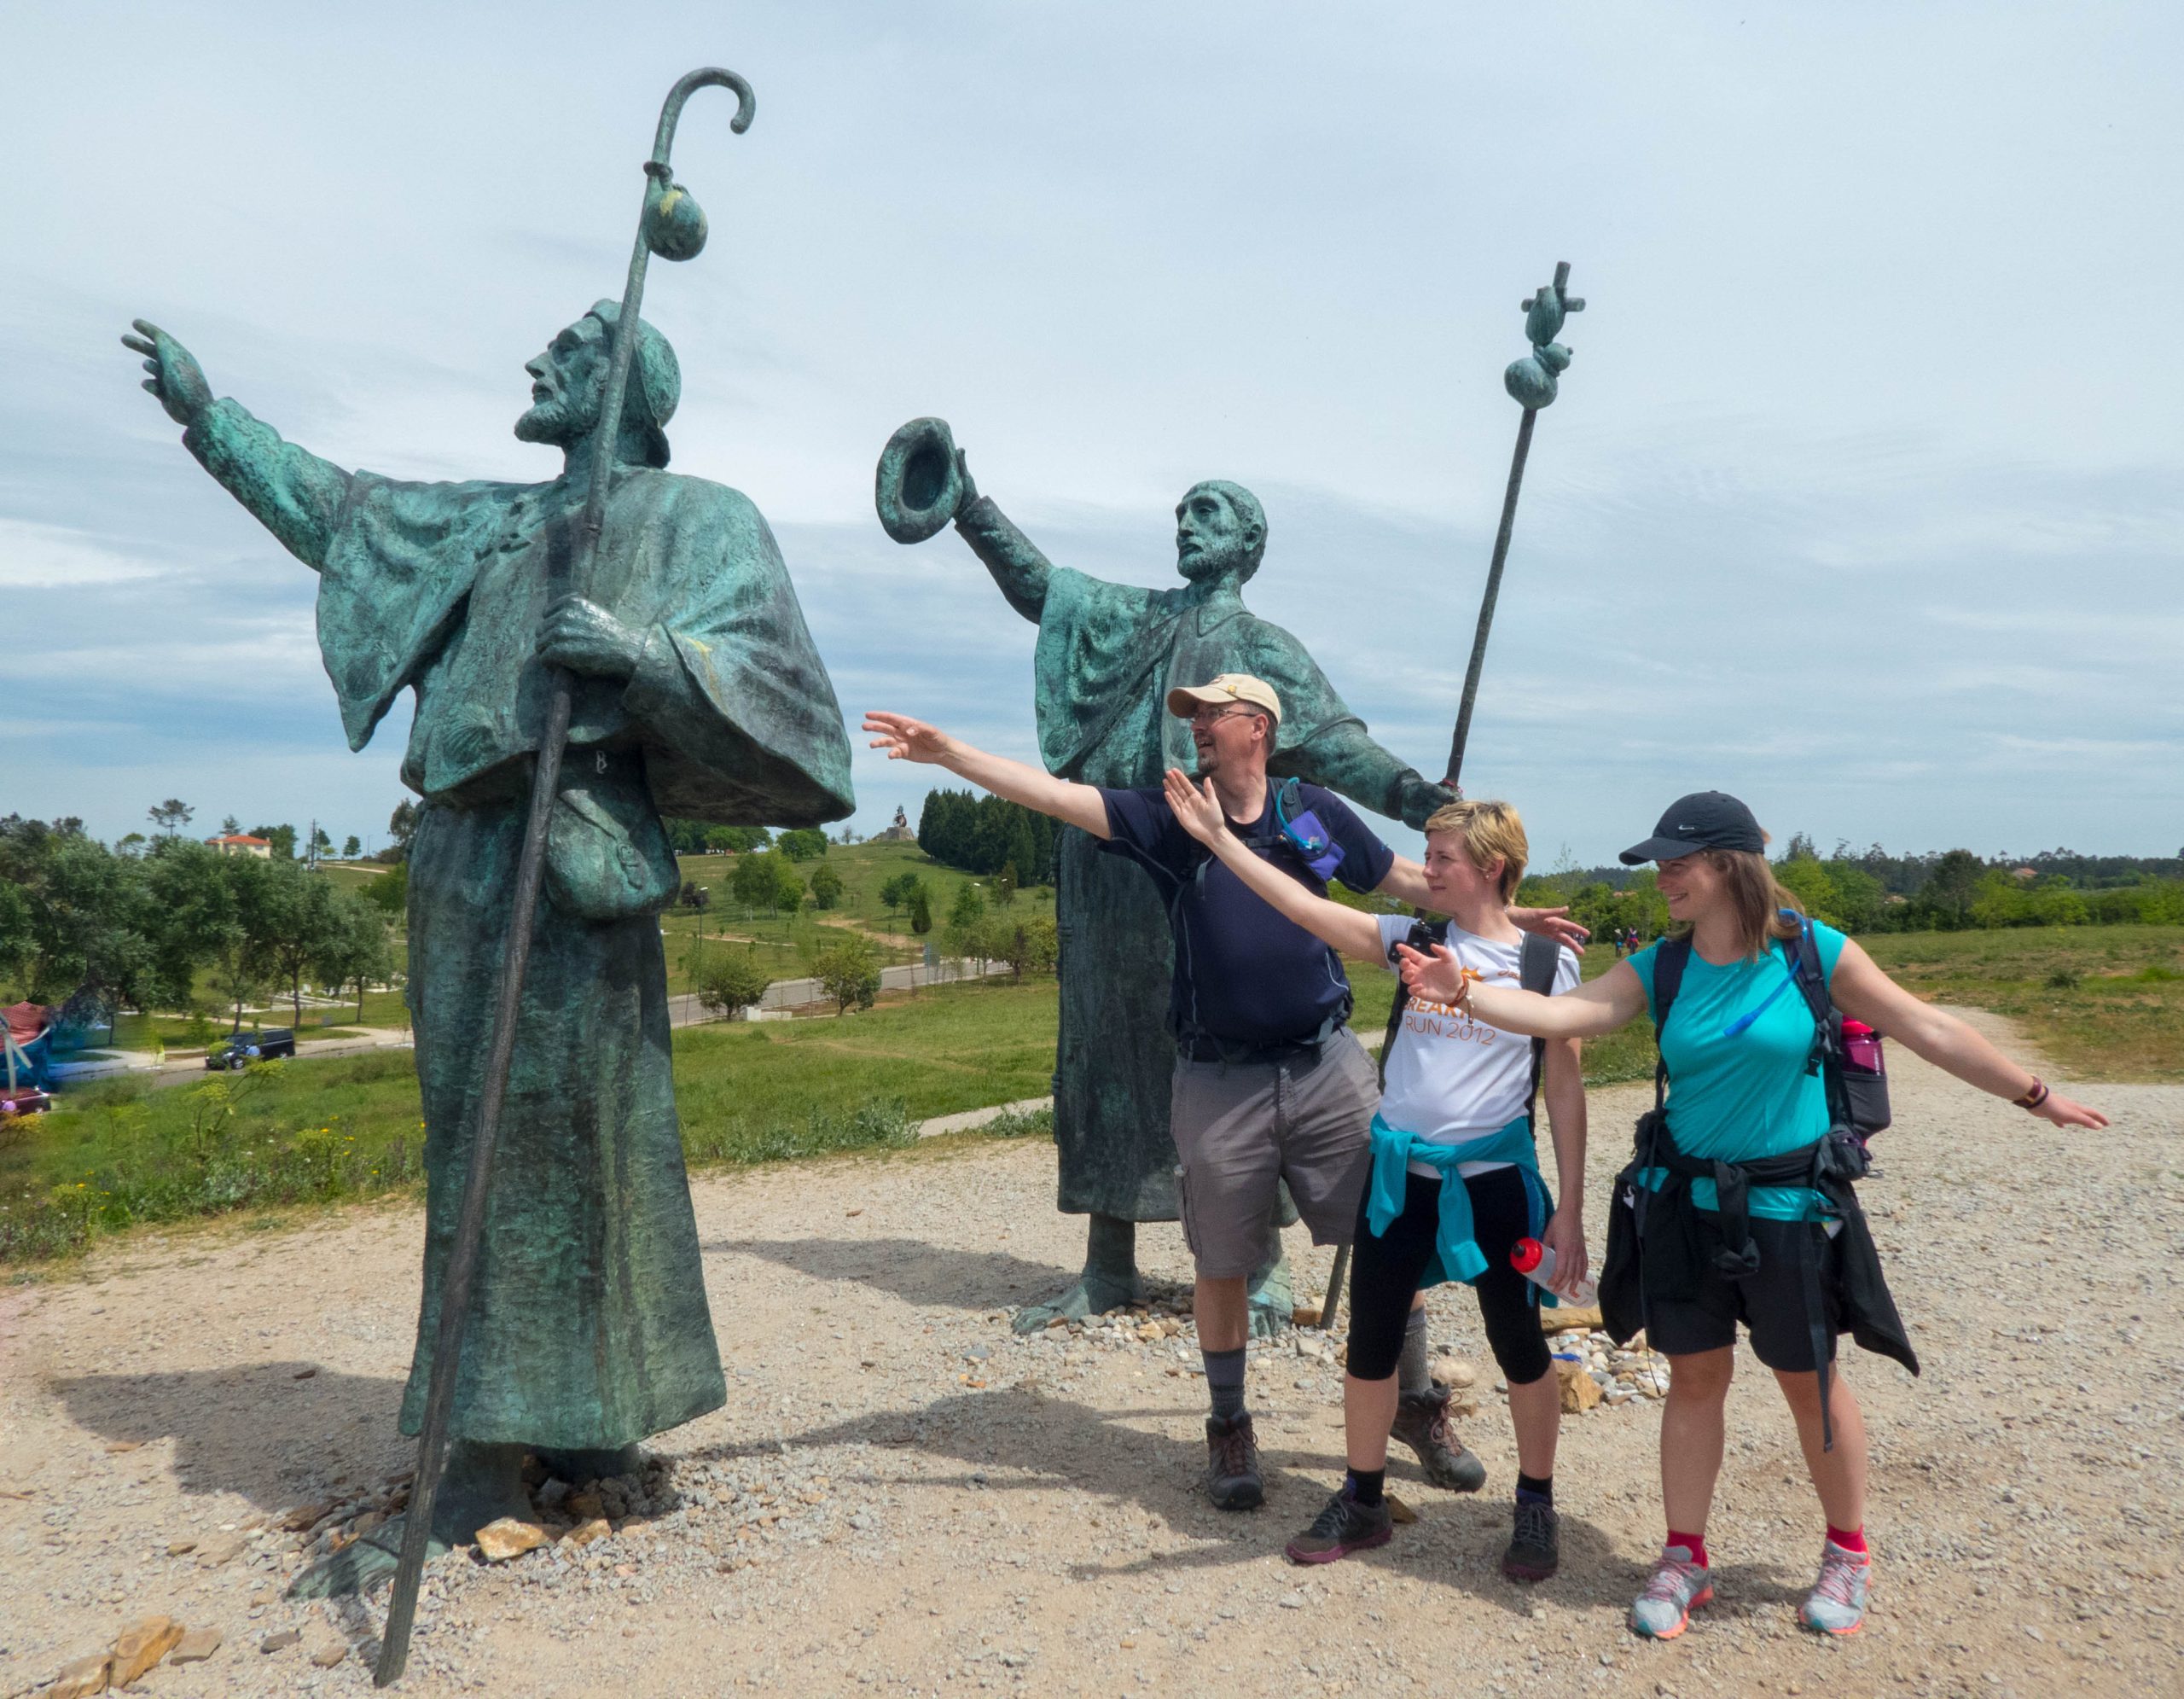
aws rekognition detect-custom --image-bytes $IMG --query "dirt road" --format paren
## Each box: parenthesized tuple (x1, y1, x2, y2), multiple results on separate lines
(3, 1013, 2178, 1697)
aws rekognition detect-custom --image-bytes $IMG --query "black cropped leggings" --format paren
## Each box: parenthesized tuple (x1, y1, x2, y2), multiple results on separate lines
(1346, 1166, 1554, 1387)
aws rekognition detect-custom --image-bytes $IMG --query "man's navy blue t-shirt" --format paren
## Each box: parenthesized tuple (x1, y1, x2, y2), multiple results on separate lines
(1097, 782, 1395, 1052)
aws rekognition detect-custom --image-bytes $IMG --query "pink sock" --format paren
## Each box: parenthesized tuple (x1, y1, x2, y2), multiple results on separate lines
(1826, 1524, 1868, 1556)
(1666, 1529, 1710, 1568)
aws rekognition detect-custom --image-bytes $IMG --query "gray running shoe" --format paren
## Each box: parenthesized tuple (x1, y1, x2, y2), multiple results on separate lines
(1798, 1539, 1871, 1635)
(1501, 1497, 1560, 1581)
(1285, 1481, 1393, 1565)
(1629, 1545, 1714, 1639)
(1203, 1412, 1263, 1511)
(1390, 1387, 1487, 1492)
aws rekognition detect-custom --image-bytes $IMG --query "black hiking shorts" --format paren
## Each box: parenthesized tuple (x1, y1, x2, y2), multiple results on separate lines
(1643, 1214, 1845, 1371)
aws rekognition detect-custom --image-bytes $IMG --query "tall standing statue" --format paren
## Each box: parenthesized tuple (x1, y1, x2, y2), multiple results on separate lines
(123, 301, 854, 1591)
(875, 420, 1447, 1330)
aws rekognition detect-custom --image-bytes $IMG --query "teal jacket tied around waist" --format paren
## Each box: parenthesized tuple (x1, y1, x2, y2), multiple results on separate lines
(1365, 1114, 1554, 1295)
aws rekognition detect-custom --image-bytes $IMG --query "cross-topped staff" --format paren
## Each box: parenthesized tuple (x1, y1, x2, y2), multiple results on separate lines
(1443, 261, 1586, 790)
(373, 66, 757, 1689)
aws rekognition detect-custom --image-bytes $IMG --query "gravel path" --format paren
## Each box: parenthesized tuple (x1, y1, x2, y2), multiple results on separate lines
(3, 1010, 2178, 1698)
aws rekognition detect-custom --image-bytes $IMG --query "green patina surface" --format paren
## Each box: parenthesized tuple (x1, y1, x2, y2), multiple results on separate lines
(127, 310, 852, 1447)
(880, 428, 1446, 1224)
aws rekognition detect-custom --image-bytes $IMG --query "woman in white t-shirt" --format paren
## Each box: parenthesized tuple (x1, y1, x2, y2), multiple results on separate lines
(1162, 776, 1588, 1584)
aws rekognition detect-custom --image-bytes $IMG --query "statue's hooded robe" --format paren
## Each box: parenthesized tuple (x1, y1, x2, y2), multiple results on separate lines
(188, 397, 853, 1446)
(1023, 562, 1381, 1221)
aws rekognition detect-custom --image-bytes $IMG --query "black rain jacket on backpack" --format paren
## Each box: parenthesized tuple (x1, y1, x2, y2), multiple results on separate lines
(1595, 916, 1916, 1448)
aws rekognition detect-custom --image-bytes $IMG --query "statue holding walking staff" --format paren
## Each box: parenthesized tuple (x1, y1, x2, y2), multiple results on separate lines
(123, 70, 854, 1646)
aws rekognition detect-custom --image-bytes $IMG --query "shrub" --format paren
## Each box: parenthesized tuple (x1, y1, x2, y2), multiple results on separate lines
(695, 950, 772, 1021)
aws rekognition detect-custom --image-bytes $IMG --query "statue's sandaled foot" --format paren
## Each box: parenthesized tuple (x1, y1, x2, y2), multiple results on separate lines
(1012, 1268, 1146, 1335)
(286, 1440, 531, 1599)
(1246, 1248, 1295, 1340)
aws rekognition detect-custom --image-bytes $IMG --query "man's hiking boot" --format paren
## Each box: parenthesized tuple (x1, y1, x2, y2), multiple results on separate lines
(1390, 1387, 1486, 1492)
(1629, 1545, 1714, 1639)
(1798, 1539, 1871, 1635)
(1203, 1411, 1263, 1511)
(1285, 1481, 1393, 1565)
(1502, 1497, 1560, 1581)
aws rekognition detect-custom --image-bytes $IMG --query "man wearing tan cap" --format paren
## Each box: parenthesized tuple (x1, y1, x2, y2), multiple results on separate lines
(865, 682, 1577, 1511)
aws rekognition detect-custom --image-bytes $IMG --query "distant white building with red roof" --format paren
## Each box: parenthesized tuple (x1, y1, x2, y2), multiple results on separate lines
(206, 833, 272, 859)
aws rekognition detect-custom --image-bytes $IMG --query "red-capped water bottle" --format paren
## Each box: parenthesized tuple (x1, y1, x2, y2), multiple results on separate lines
(1512, 1236, 1597, 1306)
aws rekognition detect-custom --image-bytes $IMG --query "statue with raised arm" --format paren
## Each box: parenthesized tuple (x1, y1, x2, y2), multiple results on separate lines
(125, 307, 854, 1592)
(875, 420, 1448, 1331)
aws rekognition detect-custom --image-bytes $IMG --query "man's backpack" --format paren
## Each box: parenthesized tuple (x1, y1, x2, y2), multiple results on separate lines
(1379, 922, 1562, 1117)
(1648, 911, 1891, 1149)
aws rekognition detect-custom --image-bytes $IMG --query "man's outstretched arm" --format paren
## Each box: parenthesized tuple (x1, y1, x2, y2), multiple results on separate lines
(863, 712, 1110, 837)
(123, 319, 351, 572)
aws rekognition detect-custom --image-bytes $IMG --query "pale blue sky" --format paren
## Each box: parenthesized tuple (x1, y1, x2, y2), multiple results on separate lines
(3, 3, 2178, 861)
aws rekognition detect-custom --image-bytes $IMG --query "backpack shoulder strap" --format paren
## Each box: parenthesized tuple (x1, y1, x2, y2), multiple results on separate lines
(1377, 915, 1449, 1089)
(1519, 931, 1560, 1120)
(1648, 934, 1694, 1111)
(1778, 911, 1856, 1123)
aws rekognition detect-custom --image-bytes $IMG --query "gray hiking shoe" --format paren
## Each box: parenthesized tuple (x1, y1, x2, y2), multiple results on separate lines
(1390, 1387, 1487, 1492)
(1798, 1539, 1871, 1635)
(1203, 1412, 1263, 1511)
(1502, 1496, 1560, 1581)
(1285, 1481, 1393, 1565)
(1629, 1545, 1714, 1639)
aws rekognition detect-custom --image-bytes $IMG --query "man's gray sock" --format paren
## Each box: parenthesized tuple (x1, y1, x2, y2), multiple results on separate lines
(1203, 1345, 1248, 1423)
(1397, 1307, 1432, 1395)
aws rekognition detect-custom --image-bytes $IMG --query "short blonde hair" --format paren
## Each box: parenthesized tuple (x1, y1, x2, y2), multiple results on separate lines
(1421, 800, 1529, 904)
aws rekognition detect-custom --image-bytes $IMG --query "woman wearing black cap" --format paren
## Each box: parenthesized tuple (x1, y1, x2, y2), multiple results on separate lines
(1396, 791, 2105, 1644)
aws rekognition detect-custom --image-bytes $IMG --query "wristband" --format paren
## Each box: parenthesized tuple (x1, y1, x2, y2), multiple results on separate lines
(2012, 1077, 2049, 1110)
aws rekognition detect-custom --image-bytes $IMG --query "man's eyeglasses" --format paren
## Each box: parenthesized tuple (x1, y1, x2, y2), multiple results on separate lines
(1189, 705, 1255, 728)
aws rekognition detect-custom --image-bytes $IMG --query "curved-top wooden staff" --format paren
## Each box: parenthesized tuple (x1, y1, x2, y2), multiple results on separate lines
(376, 67, 758, 1688)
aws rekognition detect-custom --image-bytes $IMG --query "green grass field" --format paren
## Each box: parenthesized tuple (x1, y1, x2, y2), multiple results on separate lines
(6, 923, 2171, 1268)
(1862, 924, 2184, 1082)
(657, 841, 1053, 991)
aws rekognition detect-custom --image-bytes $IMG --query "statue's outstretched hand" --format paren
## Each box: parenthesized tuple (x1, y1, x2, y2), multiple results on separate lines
(863, 711, 954, 765)
(1161, 768, 1231, 849)
(122, 320, 212, 428)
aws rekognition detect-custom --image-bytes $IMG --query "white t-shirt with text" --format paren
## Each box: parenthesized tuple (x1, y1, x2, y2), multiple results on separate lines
(1374, 916, 1581, 1179)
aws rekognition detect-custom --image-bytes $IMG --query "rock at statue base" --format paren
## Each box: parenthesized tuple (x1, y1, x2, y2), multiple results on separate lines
(111, 1615, 184, 1685)
(564, 1516, 613, 1549)
(1431, 1356, 1478, 1389)
(46, 1654, 112, 1699)
(171, 1627, 223, 1665)
(1555, 1359, 1603, 1413)
(308, 1636, 349, 1668)
(1542, 1304, 1603, 1335)
(475, 1516, 549, 1562)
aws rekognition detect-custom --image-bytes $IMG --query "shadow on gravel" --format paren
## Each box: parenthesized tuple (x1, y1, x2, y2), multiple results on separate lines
(54, 1362, 407, 1510)
(706, 1235, 1077, 1310)
(682, 1385, 1745, 1608)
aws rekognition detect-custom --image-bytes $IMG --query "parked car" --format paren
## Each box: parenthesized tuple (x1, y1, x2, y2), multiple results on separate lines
(205, 1028, 297, 1070)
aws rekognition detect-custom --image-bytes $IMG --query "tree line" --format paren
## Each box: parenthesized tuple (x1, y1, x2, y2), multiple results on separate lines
(915, 789, 1058, 887)
(0, 814, 398, 1042)
(1519, 845, 2184, 940)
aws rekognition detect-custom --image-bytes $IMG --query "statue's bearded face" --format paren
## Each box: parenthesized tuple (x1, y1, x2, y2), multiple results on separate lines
(514, 318, 608, 447)
(1174, 488, 1262, 583)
